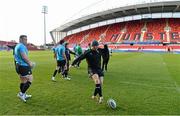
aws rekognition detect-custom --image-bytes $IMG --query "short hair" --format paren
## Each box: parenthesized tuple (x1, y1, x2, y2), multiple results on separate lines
(19, 35, 27, 39)
(59, 40, 65, 44)
(91, 40, 99, 46)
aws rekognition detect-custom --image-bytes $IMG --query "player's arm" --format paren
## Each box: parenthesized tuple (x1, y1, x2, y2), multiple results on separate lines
(7, 45, 16, 49)
(63, 52, 67, 63)
(68, 48, 76, 55)
(52, 48, 57, 59)
(71, 51, 88, 66)
(20, 52, 33, 67)
(98, 48, 103, 54)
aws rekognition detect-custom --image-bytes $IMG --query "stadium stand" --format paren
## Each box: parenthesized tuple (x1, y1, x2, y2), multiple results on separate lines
(63, 18, 179, 45)
(50, 1, 180, 53)
(0, 40, 39, 51)
(60, 18, 180, 52)
(145, 19, 167, 42)
(168, 18, 180, 43)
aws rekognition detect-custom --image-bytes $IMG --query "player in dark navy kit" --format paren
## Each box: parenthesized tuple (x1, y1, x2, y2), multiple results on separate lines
(14, 35, 34, 102)
(70, 40, 104, 103)
(62, 42, 75, 80)
(101, 44, 110, 72)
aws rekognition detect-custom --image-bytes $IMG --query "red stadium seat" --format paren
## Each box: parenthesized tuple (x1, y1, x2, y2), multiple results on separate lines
(63, 18, 180, 48)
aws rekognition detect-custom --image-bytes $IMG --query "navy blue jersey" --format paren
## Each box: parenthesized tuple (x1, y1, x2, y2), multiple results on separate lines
(72, 48, 102, 70)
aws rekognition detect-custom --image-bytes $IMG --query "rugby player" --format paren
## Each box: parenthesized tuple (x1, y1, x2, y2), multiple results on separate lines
(14, 35, 34, 102)
(70, 40, 104, 103)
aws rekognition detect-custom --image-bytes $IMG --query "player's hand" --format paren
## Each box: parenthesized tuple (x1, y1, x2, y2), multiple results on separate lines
(30, 62, 36, 69)
(29, 62, 33, 68)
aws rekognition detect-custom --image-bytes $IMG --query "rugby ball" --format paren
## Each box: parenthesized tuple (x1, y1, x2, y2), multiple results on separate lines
(107, 98, 117, 109)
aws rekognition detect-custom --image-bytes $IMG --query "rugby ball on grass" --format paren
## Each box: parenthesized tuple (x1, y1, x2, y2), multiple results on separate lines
(107, 98, 117, 109)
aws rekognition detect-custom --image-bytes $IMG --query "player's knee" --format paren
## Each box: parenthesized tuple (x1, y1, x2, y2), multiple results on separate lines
(93, 79, 100, 84)
(92, 74, 100, 84)
(27, 75, 33, 82)
(97, 80, 100, 84)
(20, 78, 27, 83)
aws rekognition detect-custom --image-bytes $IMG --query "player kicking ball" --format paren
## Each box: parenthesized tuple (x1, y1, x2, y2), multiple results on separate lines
(70, 40, 104, 103)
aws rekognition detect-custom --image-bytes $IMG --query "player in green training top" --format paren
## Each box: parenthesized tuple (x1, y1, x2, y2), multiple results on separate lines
(74, 44, 82, 68)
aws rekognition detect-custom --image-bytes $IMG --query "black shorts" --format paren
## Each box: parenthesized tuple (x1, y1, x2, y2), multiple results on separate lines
(57, 60, 66, 67)
(16, 64, 32, 77)
(88, 68, 104, 78)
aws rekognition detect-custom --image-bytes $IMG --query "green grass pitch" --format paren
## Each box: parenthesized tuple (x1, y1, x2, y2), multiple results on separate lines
(0, 51, 180, 115)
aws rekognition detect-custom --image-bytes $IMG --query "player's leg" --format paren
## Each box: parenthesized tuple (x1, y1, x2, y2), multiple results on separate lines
(19, 76, 27, 93)
(60, 60, 65, 77)
(91, 74, 103, 103)
(98, 76, 104, 103)
(17, 66, 32, 102)
(105, 61, 108, 72)
(62, 60, 70, 80)
(58, 61, 64, 74)
(91, 74, 100, 97)
(63, 68, 68, 78)
(23, 74, 33, 99)
(105, 58, 109, 72)
(66, 61, 69, 75)
(58, 66, 62, 74)
(64, 61, 71, 80)
(52, 66, 59, 81)
(19, 74, 33, 100)
(52, 61, 60, 81)
(76, 55, 81, 68)
(77, 60, 81, 68)
(15, 64, 24, 93)
(97, 69, 104, 103)
(102, 60, 105, 71)
(22, 74, 33, 93)
(21, 66, 33, 95)
(17, 76, 27, 102)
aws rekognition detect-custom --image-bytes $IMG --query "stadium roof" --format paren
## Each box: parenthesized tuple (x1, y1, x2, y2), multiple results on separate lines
(52, 1, 180, 32)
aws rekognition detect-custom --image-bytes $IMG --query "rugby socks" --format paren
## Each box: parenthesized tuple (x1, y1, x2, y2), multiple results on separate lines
(53, 70, 58, 77)
(94, 85, 98, 96)
(99, 85, 102, 97)
(22, 81, 31, 93)
(64, 70, 68, 78)
(20, 83, 24, 92)
(94, 84, 102, 97)
(58, 68, 61, 74)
